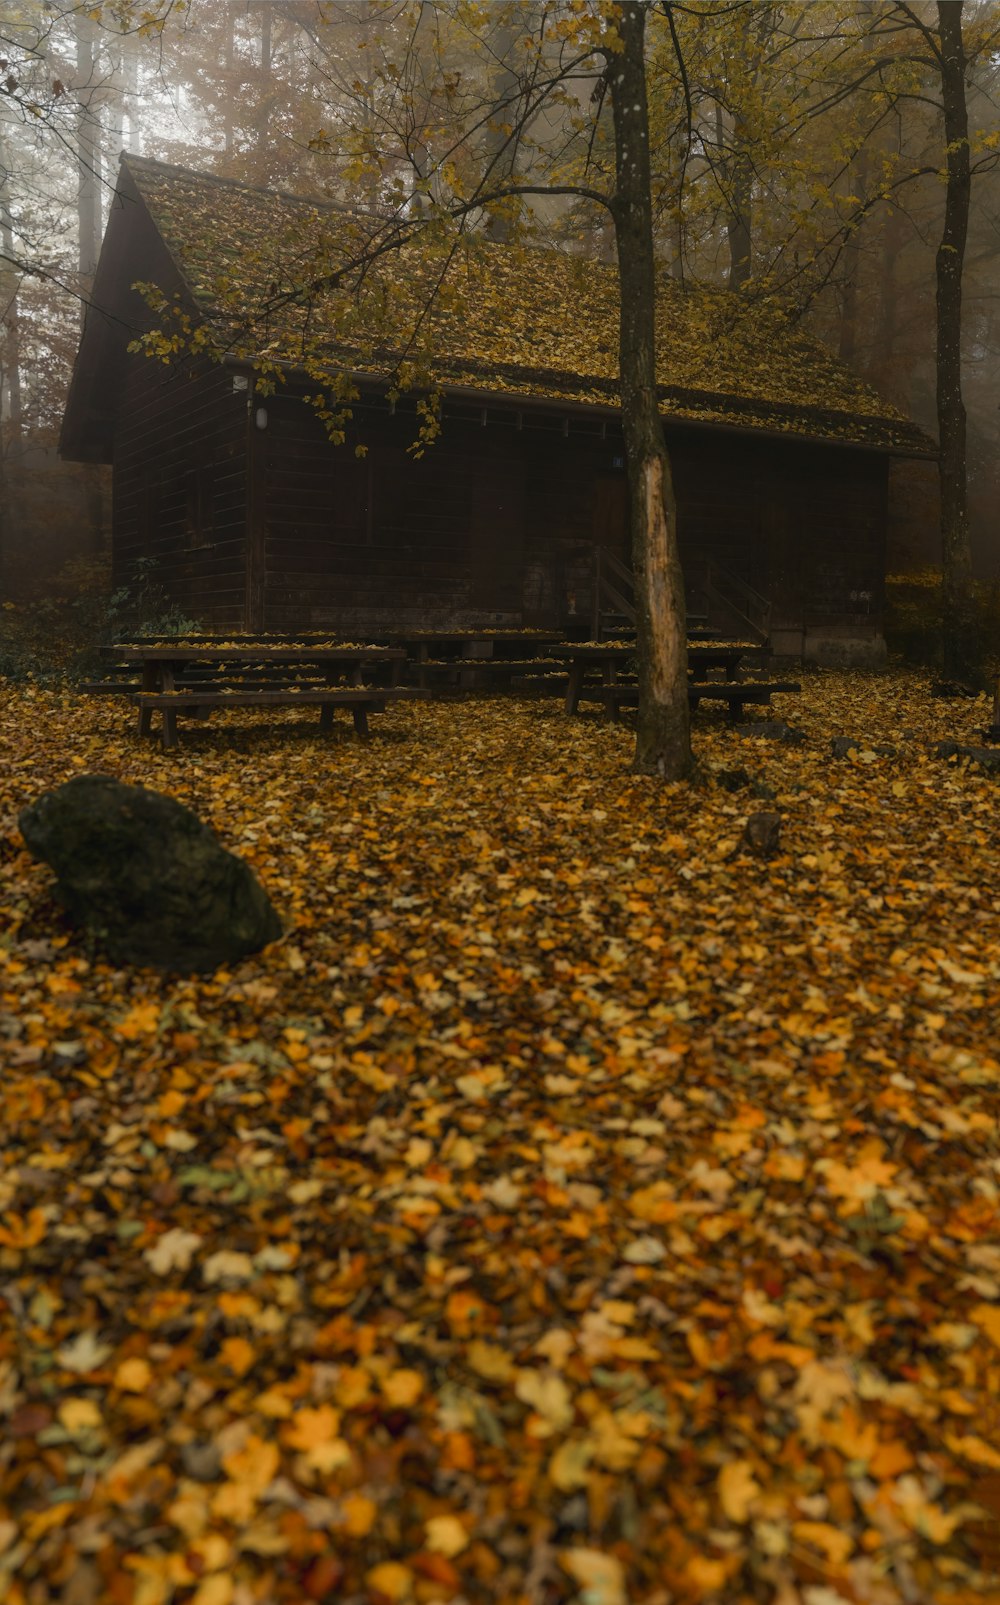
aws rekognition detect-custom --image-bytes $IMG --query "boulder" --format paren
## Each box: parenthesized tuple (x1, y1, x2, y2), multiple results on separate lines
(19, 775, 282, 971)
(735, 720, 806, 746)
(713, 766, 753, 792)
(935, 742, 1000, 775)
(741, 812, 781, 859)
(830, 737, 897, 758)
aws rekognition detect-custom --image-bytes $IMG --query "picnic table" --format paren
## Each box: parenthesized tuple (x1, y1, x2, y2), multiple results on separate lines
(556, 640, 798, 721)
(90, 642, 414, 749)
(359, 630, 563, 690)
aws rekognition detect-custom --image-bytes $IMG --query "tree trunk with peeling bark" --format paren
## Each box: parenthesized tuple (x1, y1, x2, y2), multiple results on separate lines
(935, 0, 976, 681)
(605, 2, 692, 779)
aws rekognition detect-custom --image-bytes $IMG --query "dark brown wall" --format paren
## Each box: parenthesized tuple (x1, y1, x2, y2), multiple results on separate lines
(113, 360, 247, 626)
(111, 369, 891, 638)
(669, 429, 888, 632)
(257, 392, 629, 632)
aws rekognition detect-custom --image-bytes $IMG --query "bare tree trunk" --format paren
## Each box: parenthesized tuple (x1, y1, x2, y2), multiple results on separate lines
(838, 149, 869, 365)
(872, 197, 905, 382)
(935, 0, 976, 679)
(726, 137, 753, 291)
(255, 3, 273, 178)
(76, 11, 101, 302)
(0, 129, 22, 448)
(224, 2, 236, 156)
(606, 2, 691, 780)
(123, 32, 141, 152)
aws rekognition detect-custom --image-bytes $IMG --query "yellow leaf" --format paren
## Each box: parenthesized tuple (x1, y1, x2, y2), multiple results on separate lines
(365, 1561, 413, 1601)
(944, 1434, 1000, 1469)
(717, 1459, 760, 1523)
(220, 1336, 256, 1377)
(202, 1251, 254, 1285)
(381, 1368, 424, 1408)
(792, 1520, 853, 1565)
(341, 1493, 378, 1537)
(549, 1438, 593, 1491)
(145, 1228, 202, 1276)
(114, 1357, 152, 1393)
(515, 1369, 574, 1436)
(284, 1403, 342, 1451)
(467, 1340, 515, 1384)
(425, 1514, 469, 1557)
(58, 1397, 102, 1434)
(115, 1001, 161, 1039)
(971, 1303, 1000, 1348)
(562, 1548, 627, 1605)
(192, 1576, 233, 1605)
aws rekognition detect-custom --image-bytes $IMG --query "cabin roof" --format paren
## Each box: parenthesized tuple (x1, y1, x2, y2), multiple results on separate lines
(63, 153, 936, 461)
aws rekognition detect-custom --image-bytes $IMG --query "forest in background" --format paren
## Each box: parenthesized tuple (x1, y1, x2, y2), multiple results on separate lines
(0, 0, 998, 600)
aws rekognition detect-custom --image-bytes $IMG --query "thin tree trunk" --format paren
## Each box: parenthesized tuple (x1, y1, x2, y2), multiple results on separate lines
(606, 1, 691, 780)
(76, 12, 101, 302)
(256, 3, 273, 178)
(935, 0, 975, 679)
(0, 129, 22, 447)
(224, 1, 235, 156)
(873, 198, 905, 381)
(726, 137, 753, 291)
(123, 33, 141, 152)
(838, 149, 869, 365)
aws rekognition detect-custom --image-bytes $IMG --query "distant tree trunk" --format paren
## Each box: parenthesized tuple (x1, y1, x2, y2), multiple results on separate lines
(76, 11, 101, 301)
(606, 2, 691, 780)
(224, 3, 236, 156)
(873, 198, 906, 383)
(838, 149, 869, 365)
(726, 137, 753, 291)
(712, 104, 753, 290)
(0, 129, 22, 447)
(123, 33, 141, 152)
(255, 3, 273, 178)
(935, 0, 976, 679)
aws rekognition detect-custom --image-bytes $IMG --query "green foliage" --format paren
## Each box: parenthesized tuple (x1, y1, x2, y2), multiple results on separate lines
(885, 567, 1000, 675)
(105, 557, 204, 641)
(0, 555, 203, 685)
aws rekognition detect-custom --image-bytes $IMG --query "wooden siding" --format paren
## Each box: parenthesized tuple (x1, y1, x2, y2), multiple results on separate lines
(112, 359, 248, 627)
(258, 394, 628, 632)
(670, 429, 888, 631)
(108, 372, 889, 639)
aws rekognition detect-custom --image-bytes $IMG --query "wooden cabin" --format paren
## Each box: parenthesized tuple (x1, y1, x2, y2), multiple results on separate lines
(60, 155, 936, 662)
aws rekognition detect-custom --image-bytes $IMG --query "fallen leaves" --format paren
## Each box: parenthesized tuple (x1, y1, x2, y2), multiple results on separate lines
(1, 671, 1000, 1601)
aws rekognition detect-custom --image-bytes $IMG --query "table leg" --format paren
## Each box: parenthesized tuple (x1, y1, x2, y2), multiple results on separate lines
(161, 708, 179, 750)
(564, 661, 584, 715)
(353, 706, 370, 739)
(320, 703, 335, 732)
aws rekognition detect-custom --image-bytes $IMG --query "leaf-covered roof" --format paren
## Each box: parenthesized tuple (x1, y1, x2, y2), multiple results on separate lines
(123, 154, 934, 457)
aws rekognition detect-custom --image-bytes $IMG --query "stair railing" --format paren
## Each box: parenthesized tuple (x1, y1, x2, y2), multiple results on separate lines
(700, 560, 771, 643)
(592, 548, 771, 645)
(592, 545, 637, 638)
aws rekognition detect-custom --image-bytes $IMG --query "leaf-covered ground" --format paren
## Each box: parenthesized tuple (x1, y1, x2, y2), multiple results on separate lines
(1, 671, 999, 1605)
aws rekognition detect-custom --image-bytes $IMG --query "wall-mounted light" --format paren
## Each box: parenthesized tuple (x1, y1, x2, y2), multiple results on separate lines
(255, 408, 268, 430)
(232, 374, 249, 394)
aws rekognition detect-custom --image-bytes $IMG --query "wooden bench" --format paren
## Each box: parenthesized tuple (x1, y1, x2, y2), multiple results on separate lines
(131, 687, 429, 749)
(410, 657, 564, 689)
(592, 681, 801, 722)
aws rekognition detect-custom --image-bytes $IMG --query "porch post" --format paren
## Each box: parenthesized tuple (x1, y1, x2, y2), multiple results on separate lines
(245, 381, 265, 631)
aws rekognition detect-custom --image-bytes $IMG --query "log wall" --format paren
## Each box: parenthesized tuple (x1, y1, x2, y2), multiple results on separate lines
(112, 361, 248, 627)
